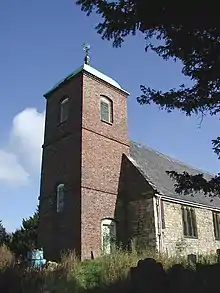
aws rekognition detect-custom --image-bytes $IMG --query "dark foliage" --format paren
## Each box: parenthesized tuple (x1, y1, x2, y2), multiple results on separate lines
(76, 1, 220, 196)
(0, 221, 8, 245)
(8, 209, 39, 259)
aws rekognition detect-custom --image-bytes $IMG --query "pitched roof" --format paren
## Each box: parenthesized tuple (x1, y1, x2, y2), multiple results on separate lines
(129, 141, 220, 209)
(44, 64, 129, 97)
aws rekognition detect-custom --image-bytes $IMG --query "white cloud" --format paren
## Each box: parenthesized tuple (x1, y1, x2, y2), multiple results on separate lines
(11, 108, 45, 172)
(0, 108, 45, 187)
(0, 150, 29, 186)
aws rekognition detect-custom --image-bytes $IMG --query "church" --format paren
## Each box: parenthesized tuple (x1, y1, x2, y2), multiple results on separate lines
(38, 52, 220, 261)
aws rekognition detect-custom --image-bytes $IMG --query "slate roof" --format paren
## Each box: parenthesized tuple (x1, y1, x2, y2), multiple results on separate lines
(129, 141, 220, 209)
(44, 64, 129, 97)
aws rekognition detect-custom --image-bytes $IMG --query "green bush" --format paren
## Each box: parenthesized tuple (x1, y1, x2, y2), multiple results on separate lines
(74, 259, 103, 290)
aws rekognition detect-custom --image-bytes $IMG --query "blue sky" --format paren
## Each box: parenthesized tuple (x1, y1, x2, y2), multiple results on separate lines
(0, 0, 219, 232)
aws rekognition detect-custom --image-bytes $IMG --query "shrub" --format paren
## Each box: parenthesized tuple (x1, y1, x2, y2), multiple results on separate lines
(0, 245, 14, 269)
(73, 259, 103, 290)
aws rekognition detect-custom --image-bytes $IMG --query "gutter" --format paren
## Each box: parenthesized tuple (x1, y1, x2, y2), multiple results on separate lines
(155, 193, 220, 212)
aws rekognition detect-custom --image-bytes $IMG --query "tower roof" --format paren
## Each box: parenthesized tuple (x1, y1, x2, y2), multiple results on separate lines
(44, 64, 129, 97)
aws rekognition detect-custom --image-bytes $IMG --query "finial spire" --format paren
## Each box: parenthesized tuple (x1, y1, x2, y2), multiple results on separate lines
(83, 43, 91, 65)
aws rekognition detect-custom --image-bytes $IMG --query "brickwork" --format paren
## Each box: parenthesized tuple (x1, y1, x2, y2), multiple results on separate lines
(43, 74, 83, 146)
(80, 131, 129, 259)
(162, 200, 220, 256)
(81, 188, 117, 259)
(81, 72, 129, 259)
(39, 74, 83, 260)
(82, 73, 128, 145)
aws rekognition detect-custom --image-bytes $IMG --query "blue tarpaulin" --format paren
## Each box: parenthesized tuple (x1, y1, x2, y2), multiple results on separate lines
(27, 249, 46, 268)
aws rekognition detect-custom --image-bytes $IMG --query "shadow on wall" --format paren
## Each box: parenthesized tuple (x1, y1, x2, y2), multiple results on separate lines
(114, 153, 156, 251)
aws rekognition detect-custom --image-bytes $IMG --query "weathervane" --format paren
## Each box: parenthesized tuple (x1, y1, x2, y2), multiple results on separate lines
(83, 43, 91, 65)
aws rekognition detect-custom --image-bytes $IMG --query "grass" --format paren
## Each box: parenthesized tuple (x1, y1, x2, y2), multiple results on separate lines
(0, 244, 219, 293)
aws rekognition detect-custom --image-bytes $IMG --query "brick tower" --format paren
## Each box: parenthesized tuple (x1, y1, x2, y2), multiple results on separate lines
(38, 55, 129, 260)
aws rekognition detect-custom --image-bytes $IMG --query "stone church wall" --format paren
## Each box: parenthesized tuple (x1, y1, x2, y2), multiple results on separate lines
(127, 198, 157, 250)
(162, 200, 220, 256)
(116, 155, 157, 250)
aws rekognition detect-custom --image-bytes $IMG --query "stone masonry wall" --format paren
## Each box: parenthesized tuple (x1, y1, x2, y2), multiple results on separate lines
(127, 198, 156, 250)
(162, 200, 220, 256)
(116, 155, 157, 250)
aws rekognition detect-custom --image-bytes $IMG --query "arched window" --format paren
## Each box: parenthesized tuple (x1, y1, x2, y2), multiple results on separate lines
(100, 96, 113, 124)
(101, 218, 116, 254)
(60, 97, 69, 123)
(56, 183, 65, 212)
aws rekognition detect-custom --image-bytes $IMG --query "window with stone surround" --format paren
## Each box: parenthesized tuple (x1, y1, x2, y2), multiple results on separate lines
(181, 206, 198, 238)
(213, 212, 220, 240)
(101, 218, 116, 254)
(56, 183, 64, 213)
(100, 96, 113, 124)
(60, 97, 69, 123)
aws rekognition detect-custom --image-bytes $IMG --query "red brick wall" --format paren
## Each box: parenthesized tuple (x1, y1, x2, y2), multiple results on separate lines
(81, 72, 129, 259)
(38, 74, 83, 260)
(82, 74, 128, 144)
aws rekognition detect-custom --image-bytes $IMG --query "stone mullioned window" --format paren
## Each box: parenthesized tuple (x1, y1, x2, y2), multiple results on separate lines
(181, 206, 198, 238)
(213, 212, 220, 240)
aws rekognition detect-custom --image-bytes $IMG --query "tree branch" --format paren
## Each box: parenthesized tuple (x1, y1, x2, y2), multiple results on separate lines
(166, 171, 220, 197)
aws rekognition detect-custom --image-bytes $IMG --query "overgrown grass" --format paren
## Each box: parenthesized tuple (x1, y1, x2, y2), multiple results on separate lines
(0, 244, 219, 293)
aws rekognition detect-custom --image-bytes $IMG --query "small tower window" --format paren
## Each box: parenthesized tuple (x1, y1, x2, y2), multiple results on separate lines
(101, 218, 116, 254)
(56, 183, 64, 213)
(100, 96, 113, 124)
(60, 97, 69, 123)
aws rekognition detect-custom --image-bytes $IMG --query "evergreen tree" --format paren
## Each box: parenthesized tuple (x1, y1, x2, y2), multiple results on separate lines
(9, 209, 39, 259)
(0, 220, 8, 245)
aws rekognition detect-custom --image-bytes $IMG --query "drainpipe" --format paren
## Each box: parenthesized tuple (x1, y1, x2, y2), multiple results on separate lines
(155, 195, 163, 254)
